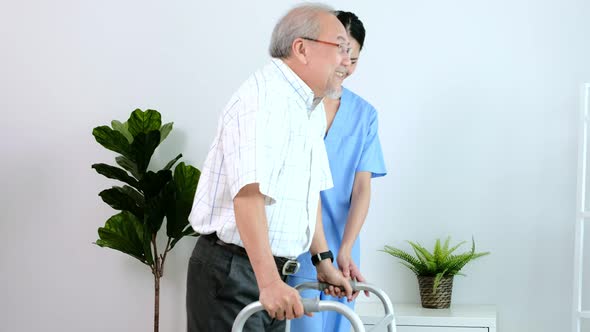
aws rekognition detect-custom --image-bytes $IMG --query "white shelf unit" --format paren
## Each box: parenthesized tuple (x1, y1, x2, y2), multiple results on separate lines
(356, 302, 496, 332)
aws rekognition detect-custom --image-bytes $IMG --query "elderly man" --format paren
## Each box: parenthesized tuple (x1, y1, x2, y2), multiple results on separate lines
(187, 3, 353, 331)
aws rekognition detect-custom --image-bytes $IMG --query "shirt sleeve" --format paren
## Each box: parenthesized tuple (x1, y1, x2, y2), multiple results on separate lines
(356, 108, 387, 178)
(221, 96, 277, 204)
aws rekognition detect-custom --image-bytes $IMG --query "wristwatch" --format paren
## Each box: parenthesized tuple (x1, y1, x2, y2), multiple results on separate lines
(311, 250, 334, 266)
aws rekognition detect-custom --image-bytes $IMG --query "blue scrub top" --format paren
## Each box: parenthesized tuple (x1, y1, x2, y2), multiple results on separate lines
(294, 87, 387, 279)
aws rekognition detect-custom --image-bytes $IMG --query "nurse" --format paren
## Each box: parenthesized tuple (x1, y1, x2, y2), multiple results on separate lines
(287, 10, 387, 332)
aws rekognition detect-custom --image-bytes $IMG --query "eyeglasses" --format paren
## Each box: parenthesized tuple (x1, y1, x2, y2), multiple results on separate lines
(301, 37, 352, 57)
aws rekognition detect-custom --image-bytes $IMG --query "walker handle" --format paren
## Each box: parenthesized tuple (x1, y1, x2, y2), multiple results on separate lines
(230, 298, 366, 332)
(292, 281, 397, 332)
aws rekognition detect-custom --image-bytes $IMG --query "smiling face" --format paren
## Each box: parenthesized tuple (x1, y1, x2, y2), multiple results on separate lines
(345, 36, 361, 79)
(319, 10, 367, 99)
(325, 33, 362, 99)
(304, 12, 351, 98)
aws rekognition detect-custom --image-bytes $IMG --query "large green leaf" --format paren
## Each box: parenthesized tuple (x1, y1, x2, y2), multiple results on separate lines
(170, 226, 199, 250)
(92, 126, 131, 159)
(120, 185, 144, 206)
(130, 131, 161, 174)
(99, 187, 144, 220)
(160, 122, 173, 143)
(139, 170, 173, 233)
(95, 211, 148, 265)
(144, 189, 168, 234)
(166, 162, 200, 240)
(163, 153, 183, 171)
(111, 120, 133, 143)
(127, 109, 162, 137)
(140, 170, 172, 199)
(115, 156, 141, 180)
(92, 163, 140, 189)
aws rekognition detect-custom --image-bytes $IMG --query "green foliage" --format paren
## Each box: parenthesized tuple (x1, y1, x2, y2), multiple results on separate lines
(96, 211, 147, 264)
(382, 237, 489, 293)
(92, 109, 200, 276)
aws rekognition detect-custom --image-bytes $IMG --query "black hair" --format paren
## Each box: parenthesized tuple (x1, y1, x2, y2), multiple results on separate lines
(335, 11, 366, 50)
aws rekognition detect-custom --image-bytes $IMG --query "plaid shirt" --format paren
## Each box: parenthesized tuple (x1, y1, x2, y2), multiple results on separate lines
(189, 58, 333, 258)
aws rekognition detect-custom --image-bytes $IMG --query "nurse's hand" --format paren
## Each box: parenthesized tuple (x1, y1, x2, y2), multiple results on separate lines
(337, 251, 368, 298)
(316, 260, 353, 301)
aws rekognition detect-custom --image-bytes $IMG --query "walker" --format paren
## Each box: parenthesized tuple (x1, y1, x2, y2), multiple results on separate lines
(231, 281, 396, 332)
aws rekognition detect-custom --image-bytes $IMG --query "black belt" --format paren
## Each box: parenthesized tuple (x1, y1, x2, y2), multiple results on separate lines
(202, 233, 300, 276)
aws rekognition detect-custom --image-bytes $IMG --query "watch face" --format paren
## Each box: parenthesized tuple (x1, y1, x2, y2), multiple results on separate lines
(282, 260, 300, 275)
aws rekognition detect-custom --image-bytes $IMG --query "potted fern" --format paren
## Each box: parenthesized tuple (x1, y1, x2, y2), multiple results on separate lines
(92, 109, 200, 332)
(382, 237, 489, 309)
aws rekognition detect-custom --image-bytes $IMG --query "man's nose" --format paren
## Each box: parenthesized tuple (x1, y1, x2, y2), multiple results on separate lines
(341, 54, 351, 66)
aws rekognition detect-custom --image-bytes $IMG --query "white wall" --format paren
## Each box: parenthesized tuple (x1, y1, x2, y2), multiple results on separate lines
(0, 0, 588, 331)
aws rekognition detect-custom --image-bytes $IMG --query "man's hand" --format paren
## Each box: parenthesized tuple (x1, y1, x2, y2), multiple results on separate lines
(259, 279, 307, 320)
(234, 184, 310, 319)
(315, 260, 353, 301)
(337, 251, 368, 298)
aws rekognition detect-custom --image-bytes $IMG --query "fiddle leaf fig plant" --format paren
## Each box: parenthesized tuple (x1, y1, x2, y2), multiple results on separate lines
(92, 109, 200, 332)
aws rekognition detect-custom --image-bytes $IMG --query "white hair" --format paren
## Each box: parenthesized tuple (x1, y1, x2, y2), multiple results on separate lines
(269, 3, 335, 58)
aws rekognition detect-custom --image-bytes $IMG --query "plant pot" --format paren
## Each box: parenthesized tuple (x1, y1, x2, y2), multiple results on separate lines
(417, 275, 454, 309)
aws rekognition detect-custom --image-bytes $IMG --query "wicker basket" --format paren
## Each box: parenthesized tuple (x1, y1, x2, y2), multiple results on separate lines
(417, 275, 454, 309)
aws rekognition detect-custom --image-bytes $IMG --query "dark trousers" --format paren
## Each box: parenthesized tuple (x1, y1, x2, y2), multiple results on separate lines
(186, 235, 287, 332)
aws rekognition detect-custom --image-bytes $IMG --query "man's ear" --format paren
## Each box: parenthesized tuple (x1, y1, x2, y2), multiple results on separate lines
(291, 38, 309, 65)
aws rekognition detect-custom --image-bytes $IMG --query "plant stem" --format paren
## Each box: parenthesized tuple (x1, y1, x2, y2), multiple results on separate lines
(152, 234, 160, 275)
(160, 238, 172, 277)
(151, 233, 161, 332)
(154, 271, 160, 332)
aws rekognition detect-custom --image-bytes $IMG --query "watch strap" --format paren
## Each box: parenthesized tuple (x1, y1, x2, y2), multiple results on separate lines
(311, 250, 334, 266)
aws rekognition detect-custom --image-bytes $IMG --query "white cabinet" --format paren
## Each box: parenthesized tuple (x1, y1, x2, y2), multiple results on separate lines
(397, 328, 485, 332)
(355, 302, 496, 332)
